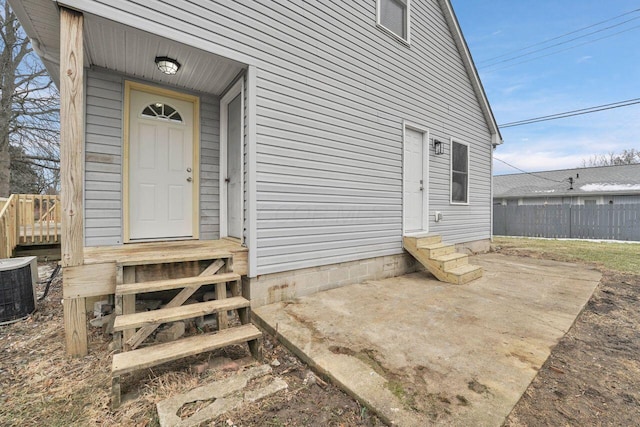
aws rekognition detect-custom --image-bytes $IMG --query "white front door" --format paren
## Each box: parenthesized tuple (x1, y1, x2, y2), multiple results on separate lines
(128, 88, 196, 240)
(221, 80, 243, 240)
(403, 127, 428, 233)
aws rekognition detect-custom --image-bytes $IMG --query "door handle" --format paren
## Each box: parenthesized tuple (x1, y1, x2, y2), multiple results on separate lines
(186, 177, 193, 182)
(186, 167, 192, 173)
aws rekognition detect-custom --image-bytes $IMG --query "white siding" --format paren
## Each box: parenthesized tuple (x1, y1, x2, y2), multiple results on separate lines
(84, 69, 220, 245)
(73, 0, 494, 275)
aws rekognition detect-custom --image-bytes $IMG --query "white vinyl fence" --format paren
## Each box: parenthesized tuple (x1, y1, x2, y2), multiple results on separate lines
(493, 204, 640, 241)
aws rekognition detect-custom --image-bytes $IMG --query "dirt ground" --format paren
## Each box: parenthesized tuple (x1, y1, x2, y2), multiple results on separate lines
(497, 247, 640, 426)
(0, 263, 381, 427)
(2, 248, 639, 426)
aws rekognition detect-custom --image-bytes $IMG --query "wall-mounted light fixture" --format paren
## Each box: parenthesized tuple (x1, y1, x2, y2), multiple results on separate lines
(155, 56, 181, 75)
(433, 139, 444, 155)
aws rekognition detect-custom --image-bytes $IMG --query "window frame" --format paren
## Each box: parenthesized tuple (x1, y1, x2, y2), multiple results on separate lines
(450, 138, 470, 205)
(376, 0, 411, 45)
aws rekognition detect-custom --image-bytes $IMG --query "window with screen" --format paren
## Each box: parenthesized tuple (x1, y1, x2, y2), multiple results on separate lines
(451, 140, 469, 204)
(378, 0, 410, 42)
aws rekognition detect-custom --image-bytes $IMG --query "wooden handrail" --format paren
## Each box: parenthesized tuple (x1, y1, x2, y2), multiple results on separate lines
(0, 194, 18, 258)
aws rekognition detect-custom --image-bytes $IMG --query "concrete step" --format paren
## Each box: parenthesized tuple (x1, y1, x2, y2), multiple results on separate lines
(447, 264, 483, 284)
(432, 252, 469, 270)
(115, 272, 241, 295)
(113, 296, 250, 332)
(112, 324, 262, 376)
(417, 242, 456, 258)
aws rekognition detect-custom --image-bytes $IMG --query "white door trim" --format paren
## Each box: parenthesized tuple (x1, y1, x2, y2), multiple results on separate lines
(219, 78, 245, 241)
(402, 120, 429, 235)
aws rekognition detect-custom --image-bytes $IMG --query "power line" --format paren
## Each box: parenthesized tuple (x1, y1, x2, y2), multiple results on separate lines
(478, 8, 640, 65)
(493, 157, 566, 183)
(499, 98, 640, 128)
(482, 23, 640, 73)
(479, 16, 640, 69)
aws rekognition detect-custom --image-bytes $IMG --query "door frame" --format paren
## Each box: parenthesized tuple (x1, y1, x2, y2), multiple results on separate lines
(123, 80, 201, 243)
(402, 120, 429, 235)
(219, 78, 245, 241)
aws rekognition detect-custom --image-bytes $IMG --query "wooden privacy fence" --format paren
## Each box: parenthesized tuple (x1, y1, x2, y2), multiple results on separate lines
(0, 194, 61, 258)
(494, 204, 640, 241)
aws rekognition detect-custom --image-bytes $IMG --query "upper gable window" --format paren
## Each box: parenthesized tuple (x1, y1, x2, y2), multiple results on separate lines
(377, 0, 410, 43)
(141, 102, 183, 123)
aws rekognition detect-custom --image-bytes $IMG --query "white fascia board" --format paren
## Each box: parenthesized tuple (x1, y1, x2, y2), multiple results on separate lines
(438, 0, 503, 146)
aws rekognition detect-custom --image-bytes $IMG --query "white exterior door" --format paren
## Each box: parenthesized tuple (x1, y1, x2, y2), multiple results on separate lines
(128, 89, 195, 240)
(403, 127, 428, 233)
(221, 80, 243, 240)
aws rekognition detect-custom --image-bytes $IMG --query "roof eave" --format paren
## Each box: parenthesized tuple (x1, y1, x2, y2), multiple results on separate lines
(7, 0, 61, 87)
(438, 0, 503, 146)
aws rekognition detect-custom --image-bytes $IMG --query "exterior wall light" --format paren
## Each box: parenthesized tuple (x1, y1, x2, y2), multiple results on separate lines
(155, 56, 181, 75)
(433, 139, 444, 155)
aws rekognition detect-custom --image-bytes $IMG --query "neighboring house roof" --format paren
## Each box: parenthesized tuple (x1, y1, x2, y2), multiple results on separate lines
(494, 164, 640, 199)
(9, 0, 502, 147)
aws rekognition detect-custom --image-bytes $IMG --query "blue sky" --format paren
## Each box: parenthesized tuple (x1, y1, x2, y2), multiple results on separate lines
(451, 0, 640, 175)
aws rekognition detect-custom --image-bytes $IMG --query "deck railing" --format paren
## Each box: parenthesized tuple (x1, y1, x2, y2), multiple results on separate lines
(0, 194, 61, 258)
(0, 195, 19, 258)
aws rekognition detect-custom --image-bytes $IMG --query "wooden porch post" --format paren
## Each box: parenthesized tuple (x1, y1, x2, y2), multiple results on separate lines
(60, 7, 87, 357)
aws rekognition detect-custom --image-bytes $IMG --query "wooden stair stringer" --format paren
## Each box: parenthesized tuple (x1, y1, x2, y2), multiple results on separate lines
(403, 236, 483, 285)
(110, 254, 263, 409)
(404, 237, 454, 283)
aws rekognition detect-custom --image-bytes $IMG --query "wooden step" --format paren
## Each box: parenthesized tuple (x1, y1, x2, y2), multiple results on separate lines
(417, 242, 455, 258)
(432, 252, 468, 270)
(116, 272, 240, 295)
(447, 264, 483, 284)
(113, 297, 250, 332)
(404, 233, 442, 245)
(117, 252, 232, 267)
(112, 324, 262, 376)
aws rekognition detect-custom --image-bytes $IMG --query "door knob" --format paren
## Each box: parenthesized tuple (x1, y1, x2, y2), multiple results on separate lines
(187, 177, 193, 182)
(186, 167, 192, 173)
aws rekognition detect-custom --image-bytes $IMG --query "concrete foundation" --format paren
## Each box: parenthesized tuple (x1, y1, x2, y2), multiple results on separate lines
(248, 239, 490, 308)
(248, 253, 421, 308)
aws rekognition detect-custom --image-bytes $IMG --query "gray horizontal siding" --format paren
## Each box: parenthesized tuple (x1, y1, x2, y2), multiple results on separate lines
(73, 0, 493, 274)
(85, 69, 123, 246)
(200, 94, 221, 240)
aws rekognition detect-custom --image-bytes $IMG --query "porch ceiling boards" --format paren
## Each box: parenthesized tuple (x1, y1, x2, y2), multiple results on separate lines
(83, 14, 246, 95)
(9, 0, 246, 95)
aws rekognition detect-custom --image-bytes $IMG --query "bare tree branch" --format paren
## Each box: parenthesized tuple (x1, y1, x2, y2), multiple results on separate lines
(0, 0, 59, 195)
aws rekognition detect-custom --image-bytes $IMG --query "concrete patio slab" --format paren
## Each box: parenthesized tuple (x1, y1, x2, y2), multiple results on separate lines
(253, 253, 601, 426)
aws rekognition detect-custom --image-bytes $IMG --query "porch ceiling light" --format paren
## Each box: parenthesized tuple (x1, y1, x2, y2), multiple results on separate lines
(155, 56, 181, 75)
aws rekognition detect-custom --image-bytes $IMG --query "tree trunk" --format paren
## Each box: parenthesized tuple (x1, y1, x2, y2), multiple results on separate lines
(0, 145, 9, 197)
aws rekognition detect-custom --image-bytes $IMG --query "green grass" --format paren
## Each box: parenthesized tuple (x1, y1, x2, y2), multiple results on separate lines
(493, 237, 640, 274)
